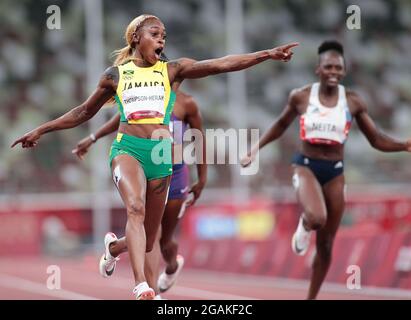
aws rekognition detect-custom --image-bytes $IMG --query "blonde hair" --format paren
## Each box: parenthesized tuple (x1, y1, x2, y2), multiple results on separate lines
(112, 14, 161, 66)
(105, 14, 161, 106)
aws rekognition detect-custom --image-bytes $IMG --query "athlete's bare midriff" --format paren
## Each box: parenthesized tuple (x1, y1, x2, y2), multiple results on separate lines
(118, 122, 171, 139)
(300, 141, 344, 161)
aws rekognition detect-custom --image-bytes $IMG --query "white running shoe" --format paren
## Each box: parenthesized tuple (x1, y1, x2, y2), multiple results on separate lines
(291, 216, 312, 256)
(133, 282, 155, 300)
(158, 255, 184, 293)
(99, 232, 120, 278)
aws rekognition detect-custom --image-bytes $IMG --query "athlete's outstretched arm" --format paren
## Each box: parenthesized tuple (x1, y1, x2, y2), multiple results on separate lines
(11, 67, 118, 148)
(184, 97, 207, 206)
(168, 42, 299, 82)
(241, 90, 300, 167)
(72, 113, 121, 160)
(351, 92, 411, 152)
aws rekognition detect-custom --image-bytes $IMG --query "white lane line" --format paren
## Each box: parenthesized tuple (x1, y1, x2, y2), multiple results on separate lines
(0, 273, 100, 300)
(66, 264, 411, 300)
(33, 261, 411, 300)
(183, 269, 411, 299)
(99, 274, 258, 300)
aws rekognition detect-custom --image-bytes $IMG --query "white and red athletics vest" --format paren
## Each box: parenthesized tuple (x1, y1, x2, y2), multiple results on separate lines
(300, 83, 352, 145)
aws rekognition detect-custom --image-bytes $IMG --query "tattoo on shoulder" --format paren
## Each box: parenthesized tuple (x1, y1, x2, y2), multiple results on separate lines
(168, 60, 181, 69)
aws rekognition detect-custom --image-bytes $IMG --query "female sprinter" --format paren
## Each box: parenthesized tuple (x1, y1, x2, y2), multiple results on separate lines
(241, 40, 411, 299)
(72, 88, 206, 295)
(12, 14, 298, 299)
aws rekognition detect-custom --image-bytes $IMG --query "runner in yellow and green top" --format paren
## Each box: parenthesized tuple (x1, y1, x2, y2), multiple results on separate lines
(110, 59, 176, 180)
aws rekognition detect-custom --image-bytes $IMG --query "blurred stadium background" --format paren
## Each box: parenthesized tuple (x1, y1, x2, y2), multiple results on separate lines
(1, 0, 411, 299)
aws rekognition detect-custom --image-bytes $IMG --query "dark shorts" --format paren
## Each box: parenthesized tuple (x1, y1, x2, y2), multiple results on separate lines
(292, 153, 344, 186)
(168, 163, 189, 200)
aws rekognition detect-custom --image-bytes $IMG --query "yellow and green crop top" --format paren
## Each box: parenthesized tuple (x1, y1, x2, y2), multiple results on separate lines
(114, 60, 175, 125)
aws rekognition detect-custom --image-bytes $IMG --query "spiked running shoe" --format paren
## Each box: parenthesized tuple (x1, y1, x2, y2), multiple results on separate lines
(158, 255, 185, 293)
(133, 282, 155, 300)
(291, 216, 312, 256)
(99, 232, 120, 278)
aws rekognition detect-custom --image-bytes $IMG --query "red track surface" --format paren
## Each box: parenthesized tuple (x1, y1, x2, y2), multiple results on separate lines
(0, 256, 410, 300)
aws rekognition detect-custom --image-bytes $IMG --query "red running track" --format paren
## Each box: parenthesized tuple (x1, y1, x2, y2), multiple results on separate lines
(0, 256, 410, 300)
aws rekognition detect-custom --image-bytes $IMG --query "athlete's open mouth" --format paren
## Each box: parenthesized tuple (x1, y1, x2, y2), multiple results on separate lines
(155, 48, 163, 56)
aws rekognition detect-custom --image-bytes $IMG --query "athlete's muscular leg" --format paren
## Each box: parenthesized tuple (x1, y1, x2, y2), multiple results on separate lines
(144, 228, 162, 293)
(307, 174, 345, 300)
(160, 199, 185, 274)
(142, 176, 171, 289)
(111, 155, 147, 285)
(293, 166, 327, 230)
(110, 176, 171, 250)
(108, 176, 172, 292)
(145, 175, 171, 251)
